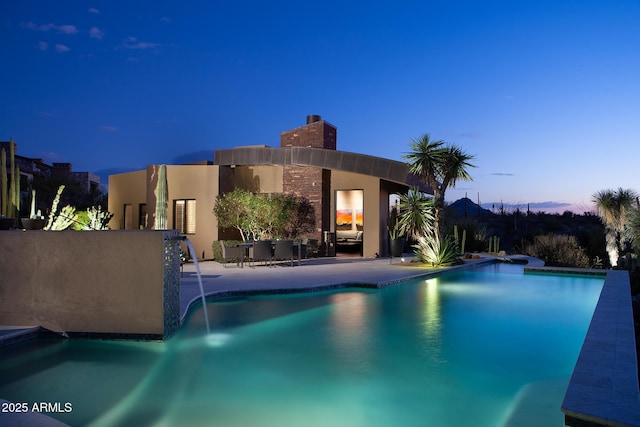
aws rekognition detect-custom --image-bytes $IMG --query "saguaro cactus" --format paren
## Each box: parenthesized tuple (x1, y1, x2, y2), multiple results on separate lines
(1, 139, 19, 219)
(154, 164, 168, 230)
(1, 147, 6, 217)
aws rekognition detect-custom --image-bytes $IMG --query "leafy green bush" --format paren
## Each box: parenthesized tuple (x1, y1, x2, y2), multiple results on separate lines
(212, 241, 223, 262)
(213, 189, 315, 240)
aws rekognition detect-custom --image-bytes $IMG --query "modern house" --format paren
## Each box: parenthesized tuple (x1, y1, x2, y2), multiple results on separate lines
(107, 116, 430, 259)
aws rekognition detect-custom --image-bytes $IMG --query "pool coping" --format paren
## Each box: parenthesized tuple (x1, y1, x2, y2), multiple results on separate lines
(560, 269, 640, 427)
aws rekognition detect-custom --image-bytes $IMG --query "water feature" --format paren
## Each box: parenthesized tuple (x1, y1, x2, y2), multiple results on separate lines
(0, 264, 603, 426)
(182, 237, 210, 335)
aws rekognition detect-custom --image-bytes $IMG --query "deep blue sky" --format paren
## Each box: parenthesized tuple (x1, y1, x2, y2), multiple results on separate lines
(2, 1, 639, 213)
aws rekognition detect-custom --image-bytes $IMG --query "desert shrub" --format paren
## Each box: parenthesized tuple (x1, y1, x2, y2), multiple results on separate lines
(522, 234, 590, 268)
(72, 210, 90, 230)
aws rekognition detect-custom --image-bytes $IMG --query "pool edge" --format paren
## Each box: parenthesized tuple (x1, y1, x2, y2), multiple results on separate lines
(561, 270, 640, 427)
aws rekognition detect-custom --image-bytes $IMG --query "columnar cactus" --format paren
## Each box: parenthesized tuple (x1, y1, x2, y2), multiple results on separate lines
(1, 147, 6, 217)
(1, 139, 19, 219)
(30, 190, 37, 219)
(154, 164, 168, 230)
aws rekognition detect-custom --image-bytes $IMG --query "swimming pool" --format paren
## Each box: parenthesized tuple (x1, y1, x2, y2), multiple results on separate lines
(0, 263, 603, 426)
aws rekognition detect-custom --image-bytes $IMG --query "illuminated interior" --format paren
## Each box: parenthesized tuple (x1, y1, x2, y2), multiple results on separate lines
(335, 190, 363, 231)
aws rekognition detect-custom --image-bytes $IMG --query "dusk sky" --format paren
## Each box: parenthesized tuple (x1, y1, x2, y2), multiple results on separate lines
(2, 1, 638, 213)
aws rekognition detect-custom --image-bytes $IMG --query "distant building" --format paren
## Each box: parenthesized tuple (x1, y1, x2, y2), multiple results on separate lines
(108, 116, 431, 259)
(51, 162, 100, 194)
(1, 141, 100, 214)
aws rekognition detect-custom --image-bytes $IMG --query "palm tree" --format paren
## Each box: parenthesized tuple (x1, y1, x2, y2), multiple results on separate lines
(627, 203, 640, 250)
(592, 188, 638, 267)
(403, 134, 476, 241)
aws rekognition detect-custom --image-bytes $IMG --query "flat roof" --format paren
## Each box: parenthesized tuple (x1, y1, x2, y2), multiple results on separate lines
(214, 146, 430, 191)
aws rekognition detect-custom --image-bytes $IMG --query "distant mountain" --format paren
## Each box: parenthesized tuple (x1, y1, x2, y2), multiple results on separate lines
(447, 197, 493, 217)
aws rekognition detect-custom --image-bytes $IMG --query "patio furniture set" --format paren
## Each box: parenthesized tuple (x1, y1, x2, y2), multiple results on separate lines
(220, 239, 317, 268)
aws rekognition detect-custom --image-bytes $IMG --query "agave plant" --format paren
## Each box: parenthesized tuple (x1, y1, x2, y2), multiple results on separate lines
(413, 234, 461, 267)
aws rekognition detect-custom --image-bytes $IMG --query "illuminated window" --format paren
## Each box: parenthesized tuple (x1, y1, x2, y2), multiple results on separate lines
(174, 199, 196, 234)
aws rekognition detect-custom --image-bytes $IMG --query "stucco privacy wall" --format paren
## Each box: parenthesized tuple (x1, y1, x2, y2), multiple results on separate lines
(0, 230, 181, 339)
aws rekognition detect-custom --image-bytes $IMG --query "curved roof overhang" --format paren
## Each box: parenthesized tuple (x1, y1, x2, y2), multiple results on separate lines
(214, 146, 431, 194)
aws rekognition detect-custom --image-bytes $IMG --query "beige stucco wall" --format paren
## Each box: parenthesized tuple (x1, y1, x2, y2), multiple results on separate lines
(331, 171, 382, 258)
(108, 165, 219, 259)
(164, 165, 219, 259)
(108, 169, 147, 230)
(0, 230, 177, 337)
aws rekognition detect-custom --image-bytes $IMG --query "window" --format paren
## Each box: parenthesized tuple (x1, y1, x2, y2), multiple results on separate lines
(174, 199, 196, 234)
(139, 204, 147, 229)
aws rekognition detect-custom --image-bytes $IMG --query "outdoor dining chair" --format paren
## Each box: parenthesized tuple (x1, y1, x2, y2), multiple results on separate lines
(273, 240, 294, 267)
(220, 241, 243, 268)
(250, 240, 273, 267)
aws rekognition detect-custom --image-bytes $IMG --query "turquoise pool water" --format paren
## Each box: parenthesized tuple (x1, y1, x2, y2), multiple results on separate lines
(0, 264, 603, 426)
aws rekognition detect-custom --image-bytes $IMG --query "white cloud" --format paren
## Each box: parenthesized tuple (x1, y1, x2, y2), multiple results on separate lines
(98, 125, 118, 132)
(37, 41, 48, 51)
(55, 44, 70, 53)
(161, 17, 171, 23)
(122, 36, 159, 50)
(88, 8, 100, 14)
(24, 22, 51, 31)
(57, 25, 78, 35)
(24, 22, 78, 34)
(89, 27, 104, 40)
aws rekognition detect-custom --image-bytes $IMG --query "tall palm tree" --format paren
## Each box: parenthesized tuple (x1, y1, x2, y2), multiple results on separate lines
(592, 188, 638, 267)
(404, 134, 476, 241)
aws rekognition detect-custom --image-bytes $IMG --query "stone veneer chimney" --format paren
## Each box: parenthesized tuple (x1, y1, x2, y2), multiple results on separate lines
(280, 116, 336, 249)
(280, 115, 337, 150)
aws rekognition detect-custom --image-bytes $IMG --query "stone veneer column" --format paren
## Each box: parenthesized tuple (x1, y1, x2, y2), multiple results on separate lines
(280, 116, 336, 245)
